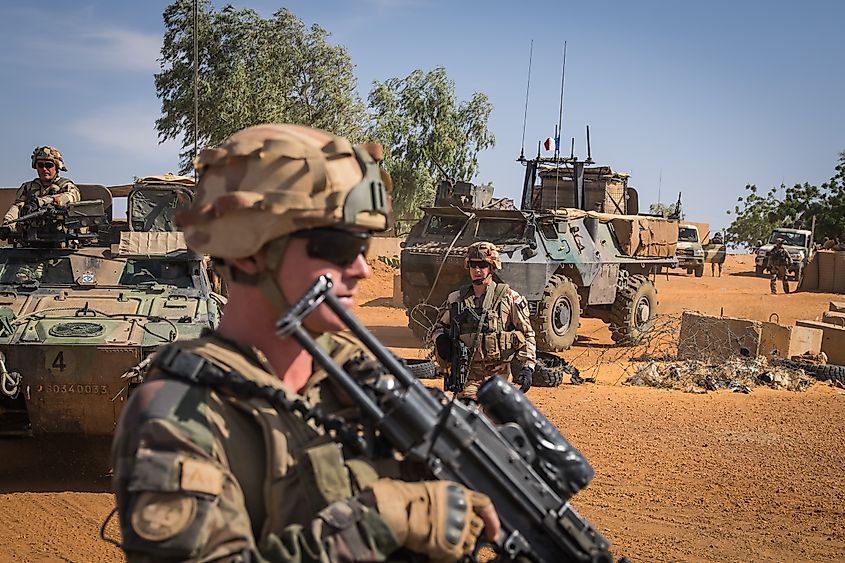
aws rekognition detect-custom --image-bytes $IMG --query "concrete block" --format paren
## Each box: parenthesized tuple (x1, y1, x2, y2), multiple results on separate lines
(760, 323, 823, 359)
(829, 301, 845, 313)
(822, 311, 845, 327)
(795, 320, 845, 365)
(678, 312, 762, 362)
(367, 236, 403, 260)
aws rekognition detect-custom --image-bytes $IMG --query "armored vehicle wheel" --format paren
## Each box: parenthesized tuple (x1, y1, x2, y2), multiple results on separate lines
(694, 264, 704, 277)
(755, 265, 765, 276)
(533, 274, 580, 352)
(610, 274, 657, 344)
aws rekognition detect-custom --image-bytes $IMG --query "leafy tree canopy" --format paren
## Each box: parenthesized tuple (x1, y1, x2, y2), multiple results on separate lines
(156, 0, 366, 171)
(366, 67, 495, 220)
(726, 151, 845, 249)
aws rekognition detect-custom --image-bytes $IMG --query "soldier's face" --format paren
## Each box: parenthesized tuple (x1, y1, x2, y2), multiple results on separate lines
(35, 160, 57, 183)
(278, 235, 370, 333)
(468, 261, 492, 284)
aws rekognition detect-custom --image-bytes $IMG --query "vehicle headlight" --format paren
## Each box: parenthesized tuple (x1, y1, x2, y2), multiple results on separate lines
(693, 249, 704, 257)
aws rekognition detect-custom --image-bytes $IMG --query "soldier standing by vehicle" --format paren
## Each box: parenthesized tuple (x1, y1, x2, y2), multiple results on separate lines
(111, 124, 498, 562)
(431, 241, 536, 399)
(2, 146, 80, 235)
(710, 231, 725, 277)
(769, 237, 792, 294)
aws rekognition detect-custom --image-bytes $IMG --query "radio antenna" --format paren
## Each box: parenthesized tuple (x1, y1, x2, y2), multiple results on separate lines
(555, 41, 567, 160)
(519, 40, 534, 161)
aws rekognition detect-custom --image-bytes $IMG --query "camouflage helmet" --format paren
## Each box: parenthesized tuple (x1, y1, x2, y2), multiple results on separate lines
(177, 124, 391, 259)
(31, 146, 67, 171)
(464, 241, 502, 271)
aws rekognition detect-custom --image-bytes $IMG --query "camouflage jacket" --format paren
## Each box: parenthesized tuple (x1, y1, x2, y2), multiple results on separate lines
(432, 282, 536, 371)
(768, 246, 792, 268)
(14, 177, 79, 207)
(112, 332, 415, 563)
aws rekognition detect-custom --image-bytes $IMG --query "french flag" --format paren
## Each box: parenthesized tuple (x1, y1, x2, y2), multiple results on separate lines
(543, 136, 559, 152)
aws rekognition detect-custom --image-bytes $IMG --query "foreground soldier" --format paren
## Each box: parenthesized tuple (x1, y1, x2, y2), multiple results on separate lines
(768, 237, 792, 294)
(111, 124, 498, 561)
(431, 242, 536, 398)
(2, 146, 80, 233)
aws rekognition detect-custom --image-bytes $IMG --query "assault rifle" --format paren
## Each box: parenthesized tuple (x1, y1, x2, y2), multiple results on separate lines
(277, 275, 621, 563)
(446, 301, 469, 393)
(2, 203, 59, 228)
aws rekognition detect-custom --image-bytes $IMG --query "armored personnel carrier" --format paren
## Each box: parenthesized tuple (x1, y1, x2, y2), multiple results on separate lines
(0, 176, 224, 436)
(401, 151, 677, 351)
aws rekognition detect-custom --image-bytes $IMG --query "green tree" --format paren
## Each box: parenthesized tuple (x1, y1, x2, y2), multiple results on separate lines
(725, 151, 845, 248)
(367, 67, 495, 220)
(156, 1, 366, 171)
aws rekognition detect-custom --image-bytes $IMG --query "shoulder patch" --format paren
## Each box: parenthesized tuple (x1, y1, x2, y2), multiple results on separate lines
(180, 458, 224, 496)
(131, 491, 197, 542)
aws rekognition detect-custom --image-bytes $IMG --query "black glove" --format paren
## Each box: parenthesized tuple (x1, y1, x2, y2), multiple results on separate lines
(517, 366, 533, 393)
(435, 334, 452, 362)
(0, 226, 10, 240)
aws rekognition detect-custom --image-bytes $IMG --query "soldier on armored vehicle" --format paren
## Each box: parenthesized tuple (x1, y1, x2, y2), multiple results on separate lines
(2, 146, 80, 237)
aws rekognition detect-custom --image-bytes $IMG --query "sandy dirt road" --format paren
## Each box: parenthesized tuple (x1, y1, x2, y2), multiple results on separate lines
(1, 254, 843, 562)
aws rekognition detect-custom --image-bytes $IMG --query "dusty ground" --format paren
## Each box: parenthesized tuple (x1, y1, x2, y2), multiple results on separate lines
(1, 254, 843, 562)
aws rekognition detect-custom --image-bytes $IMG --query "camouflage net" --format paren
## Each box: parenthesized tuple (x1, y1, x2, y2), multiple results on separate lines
(566, 313, 816, 393)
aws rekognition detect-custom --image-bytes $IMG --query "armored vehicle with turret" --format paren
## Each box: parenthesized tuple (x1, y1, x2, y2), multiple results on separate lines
(401, 146, 677, 351)
(0, 175, 224, 437)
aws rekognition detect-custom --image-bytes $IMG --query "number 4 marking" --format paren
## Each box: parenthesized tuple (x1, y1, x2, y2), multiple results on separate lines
(52, 352, 66, 371)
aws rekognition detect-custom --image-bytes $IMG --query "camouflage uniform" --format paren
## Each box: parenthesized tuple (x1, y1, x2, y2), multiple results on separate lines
(3, 146, 80, 229)
(113, 332, 411, 562)
(768, 241, 791, 294)
(432, 242, 536, 399)
(112, 124, 493, 562)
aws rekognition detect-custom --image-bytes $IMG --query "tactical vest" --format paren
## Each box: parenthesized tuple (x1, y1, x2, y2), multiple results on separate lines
(19, 176, 73, 199)
(457, 282, 526, 364)
(151, 333, 391, 548)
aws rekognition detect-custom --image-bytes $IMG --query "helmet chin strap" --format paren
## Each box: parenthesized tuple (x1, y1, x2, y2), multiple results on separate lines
(471, 272, 493, 286)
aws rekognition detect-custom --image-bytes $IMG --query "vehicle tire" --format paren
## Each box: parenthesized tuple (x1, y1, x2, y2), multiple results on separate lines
(532, 274, 581, 352)
(405, 359, 438, 380)
(755, 265, 765, 276)
(609, 274, 658, 344)
(686, 268, 693, 275)
(770, 358, 845, 385)
(694, 264, 704, 277)
(509, 351, 574, 388)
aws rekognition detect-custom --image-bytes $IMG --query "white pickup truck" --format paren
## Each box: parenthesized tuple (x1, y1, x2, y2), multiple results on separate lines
(675, 223, 705, 277)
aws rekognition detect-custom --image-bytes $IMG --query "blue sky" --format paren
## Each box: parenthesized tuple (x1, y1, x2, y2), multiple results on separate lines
(1, 1, 842, 232)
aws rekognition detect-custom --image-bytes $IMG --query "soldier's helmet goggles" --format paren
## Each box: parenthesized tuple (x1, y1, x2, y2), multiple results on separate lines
(291, 227, 371, 267)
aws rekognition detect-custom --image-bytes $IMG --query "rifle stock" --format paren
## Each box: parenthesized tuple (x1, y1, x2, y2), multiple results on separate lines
(276, 275, 619, 563)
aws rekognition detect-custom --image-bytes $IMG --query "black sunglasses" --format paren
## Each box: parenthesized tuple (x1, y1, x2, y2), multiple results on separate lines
(292, 227, 371, 267)
(468, 260, 491, 269)
(36, 161, 56, 169)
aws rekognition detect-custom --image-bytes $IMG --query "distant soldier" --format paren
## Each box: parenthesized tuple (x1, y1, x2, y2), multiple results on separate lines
(431, 241, 536, 399)
(768, 237, 792, 294)
(822, 237, 838, 250)
(2, 146, 80, 235)
(710, 231, 724, 277)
